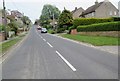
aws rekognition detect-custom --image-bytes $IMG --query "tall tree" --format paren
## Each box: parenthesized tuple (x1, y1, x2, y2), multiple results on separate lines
(21, 16, 31, 25)
(58, 9, 73, 28)
(39, 4, 61, 26)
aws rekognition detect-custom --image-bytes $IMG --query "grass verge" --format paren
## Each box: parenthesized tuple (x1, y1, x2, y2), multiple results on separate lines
(0, 34, 26, 56)
(61, 34, 120, 46)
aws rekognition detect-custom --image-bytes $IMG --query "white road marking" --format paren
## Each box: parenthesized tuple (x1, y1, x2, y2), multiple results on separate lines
(0, 56, 8, 64)
(43, 39, 46, 42)
(47, 42, 53, 48)
(56, 51, 76, 71)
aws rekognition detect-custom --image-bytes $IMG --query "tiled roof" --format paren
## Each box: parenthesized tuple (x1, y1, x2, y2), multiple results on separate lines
(81, 2, 103, 16)
(72, 7, 84, 14)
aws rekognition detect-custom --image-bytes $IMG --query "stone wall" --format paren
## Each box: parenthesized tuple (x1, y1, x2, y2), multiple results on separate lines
(78, 31, 120, 37)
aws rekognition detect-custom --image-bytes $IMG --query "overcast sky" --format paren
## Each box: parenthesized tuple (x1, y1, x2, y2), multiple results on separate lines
(0, 0, 119, 22)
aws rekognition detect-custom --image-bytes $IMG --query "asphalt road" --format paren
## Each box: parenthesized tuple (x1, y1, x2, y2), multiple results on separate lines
(2, 25, 118, 79)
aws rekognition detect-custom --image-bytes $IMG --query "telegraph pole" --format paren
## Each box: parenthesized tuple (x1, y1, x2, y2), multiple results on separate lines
(3, 0, 7, 40)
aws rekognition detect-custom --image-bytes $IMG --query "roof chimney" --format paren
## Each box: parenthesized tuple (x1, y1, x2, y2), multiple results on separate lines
(95, 0, 98, 5)
(75, 7, 77, 10)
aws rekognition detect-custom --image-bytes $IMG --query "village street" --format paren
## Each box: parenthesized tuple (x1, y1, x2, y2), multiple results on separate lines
(2, 25, 118, 79)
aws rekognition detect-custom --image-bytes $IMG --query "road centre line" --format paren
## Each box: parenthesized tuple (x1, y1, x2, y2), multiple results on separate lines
(47, 42, 53, 48)
(56, 51, 77, 72)
(43, 39, 46, 41)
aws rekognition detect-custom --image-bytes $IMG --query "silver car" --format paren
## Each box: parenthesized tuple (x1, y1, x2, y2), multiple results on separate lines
(41, 28, 47, 33)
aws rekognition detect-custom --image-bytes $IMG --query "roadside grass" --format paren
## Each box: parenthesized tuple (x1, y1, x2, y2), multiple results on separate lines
(0, 34, 26, 56)
(61, 34, 120, 46)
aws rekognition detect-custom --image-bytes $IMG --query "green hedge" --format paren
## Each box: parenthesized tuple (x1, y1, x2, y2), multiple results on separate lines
(73, 18, 113, 28)
(77, 22, 120, 32)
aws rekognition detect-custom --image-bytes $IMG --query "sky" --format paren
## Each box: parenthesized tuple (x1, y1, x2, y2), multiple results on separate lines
(0, 0, 119, 22)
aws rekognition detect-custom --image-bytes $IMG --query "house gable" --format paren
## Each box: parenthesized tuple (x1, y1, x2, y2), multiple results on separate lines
(80, 0, 119, 18)
(72, 7, 84, 19)
(95, 2, 119, 18)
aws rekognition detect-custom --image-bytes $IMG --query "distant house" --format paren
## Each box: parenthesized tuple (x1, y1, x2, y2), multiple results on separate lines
(118, 1, 120, 17)
(72, 7, 84, 19)
(80, 0, 119, 18)
(0, 10, 2, 25)
(11, 10, 23, 18)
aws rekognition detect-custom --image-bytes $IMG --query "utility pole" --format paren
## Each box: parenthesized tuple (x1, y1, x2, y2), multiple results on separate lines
(52, 13, 55, 30)
(3, 0, 7, 40)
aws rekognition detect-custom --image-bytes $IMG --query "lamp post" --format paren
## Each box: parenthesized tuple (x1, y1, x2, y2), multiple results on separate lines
(3, 0, 7, 40)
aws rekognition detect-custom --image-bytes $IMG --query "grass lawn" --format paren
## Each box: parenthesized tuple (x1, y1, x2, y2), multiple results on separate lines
(0, 34, 26, 55)
(61, 34, 120, 46)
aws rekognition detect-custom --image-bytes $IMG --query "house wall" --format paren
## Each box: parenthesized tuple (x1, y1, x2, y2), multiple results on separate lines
(0, 10, 2, 25)
(85, 12, 95, 18)
(95, 2, 119, 18)
(72, 8, 84, 19)
(118, 1, 120, 17)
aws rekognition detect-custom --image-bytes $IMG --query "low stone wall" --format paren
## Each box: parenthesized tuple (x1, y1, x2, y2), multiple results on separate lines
(78, 31, 120, 37)
(0, 32, 5, 42)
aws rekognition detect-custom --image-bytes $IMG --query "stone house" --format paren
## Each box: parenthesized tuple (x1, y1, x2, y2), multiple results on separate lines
(0, 10, 2, 25)
(118, 1, 120, 17)
(80, 0, 119, 18)
(72, 7, 84, 19)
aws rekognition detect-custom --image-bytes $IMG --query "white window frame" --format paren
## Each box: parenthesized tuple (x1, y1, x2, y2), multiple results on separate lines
(114, 11, 117, 15)
(109, 11, 112, 15)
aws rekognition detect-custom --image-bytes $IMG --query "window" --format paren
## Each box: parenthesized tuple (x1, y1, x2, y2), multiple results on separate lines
(109, 11, 112, 15)
(114, 11, 117, 15)
(92, 12, 95, 16)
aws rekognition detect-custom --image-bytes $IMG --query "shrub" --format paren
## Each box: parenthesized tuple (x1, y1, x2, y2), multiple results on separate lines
(73, 18, 113, 28)
(68, 26, 75, 34)
(57, 28, 66, 33)
(0, 25, 4, 31)
(48, 29, 56, 34)
(77, 22, 120, 32)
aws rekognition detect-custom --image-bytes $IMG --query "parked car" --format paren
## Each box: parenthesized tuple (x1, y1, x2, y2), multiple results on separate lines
(37, 26, 41, 30)
(41, 28, 47, 33)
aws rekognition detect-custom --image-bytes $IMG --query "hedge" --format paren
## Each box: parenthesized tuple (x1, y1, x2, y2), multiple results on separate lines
(73, 18, 113, 28)
(77, 22, 120, 32)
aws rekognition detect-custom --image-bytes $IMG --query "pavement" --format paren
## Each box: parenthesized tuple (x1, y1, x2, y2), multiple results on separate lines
(2, 25, 118, 79)
(97, 46, 118, 55)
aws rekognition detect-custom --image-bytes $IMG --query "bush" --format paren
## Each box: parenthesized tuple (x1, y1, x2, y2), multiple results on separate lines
(77, 22, 120, 32)
(0, 25, 4, 31)
(68, 26, 75, 34)
(73, 18, 113, 28)
(57, 28, 66, 33)
(48, 29, 56, 34)
(8, 22, 18, 35)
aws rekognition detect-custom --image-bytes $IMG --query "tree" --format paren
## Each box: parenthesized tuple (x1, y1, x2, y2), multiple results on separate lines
(39, 4, 61, 27)
(21, 16, 31, 25)
(8, 22, 18, 35)
(21, 16, 31, 31)
(58, 9, 73, 28)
